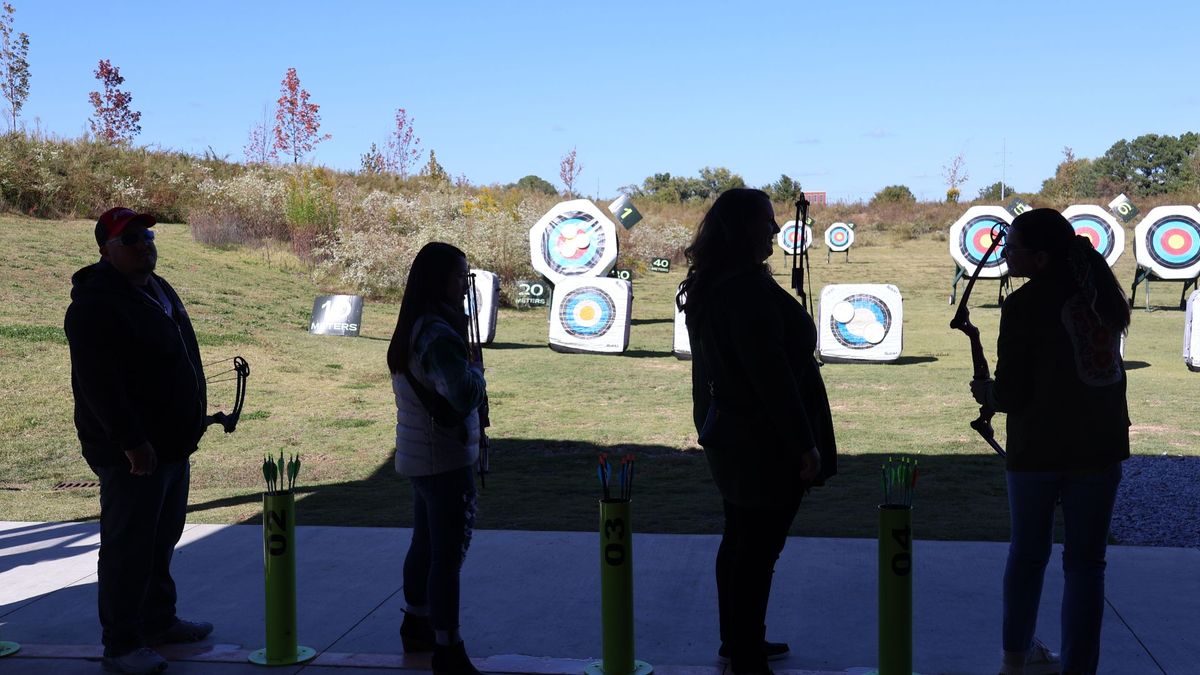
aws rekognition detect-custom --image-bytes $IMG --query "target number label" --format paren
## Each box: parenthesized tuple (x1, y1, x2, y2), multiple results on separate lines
(890, 525, 911, 576)
(266, 509, 288, 557)
(651, 258, 671, 273)
(1007, 197, 1032, 217)
(603, 517, 626, 566)
(608, 268, 632, 281)
(1107, 193, 1139, 223)
(515, 280, 548, 309)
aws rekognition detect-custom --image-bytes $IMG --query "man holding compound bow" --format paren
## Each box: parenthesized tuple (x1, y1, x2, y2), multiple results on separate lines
(65, 207, 214, 675)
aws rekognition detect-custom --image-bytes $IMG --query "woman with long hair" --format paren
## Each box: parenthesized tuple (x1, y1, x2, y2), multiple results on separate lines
(387, 242, 486, 675)
(678, 188, 837, 675)
(971, 208, 1131, 675)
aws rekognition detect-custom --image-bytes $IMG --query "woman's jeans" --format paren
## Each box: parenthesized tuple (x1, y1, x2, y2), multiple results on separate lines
(403, 466, 477, 634)
(1003, 463, 1122, 674)
(716, 496, 802, 673)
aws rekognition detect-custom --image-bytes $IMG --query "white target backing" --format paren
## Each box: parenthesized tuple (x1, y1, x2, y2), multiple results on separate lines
(529, 199, 619, 283)
(949, 206, 1010, 278)
(464, 269, 499, 345)
(1186, 290, 1200, 371)
(777, 220, 814, 254)
(824, 222, 855, 252)
(1133, 205, 1200, 280)
(817, 284, 903, 362)
(673, 283, 691, 360)
(1062, 205, 1125, 268)
(548, 277, 632, 354)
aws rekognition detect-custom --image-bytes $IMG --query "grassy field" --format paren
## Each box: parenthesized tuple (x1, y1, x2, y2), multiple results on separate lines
(1, 216, 1195, 541)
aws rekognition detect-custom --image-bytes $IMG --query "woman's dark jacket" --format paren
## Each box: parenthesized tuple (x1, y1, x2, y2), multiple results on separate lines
(64, 260, 208, 468)
(686, 266, 837, 507)
(987, 274, 1129, 472)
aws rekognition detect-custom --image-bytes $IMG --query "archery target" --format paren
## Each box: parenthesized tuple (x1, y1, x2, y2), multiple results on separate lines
(1133, 206, 1200, 279)
(673, 283, 691, 360)
(949, 206, 1010, 278)
(1062, 205, 1124, 267)
(777, 220, 814, 254)
(548, 277, 632, 354)
(824, 222, 855, 252)
(529, 199, 619, 283)
(817, 284, 903, 362)
(463, 269, 499, 345)
(1186, 290, 1200, 371)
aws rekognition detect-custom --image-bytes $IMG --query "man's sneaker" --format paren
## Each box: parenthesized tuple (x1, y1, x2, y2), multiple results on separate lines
(101, 647, 167, 674)
(999, 637, 1061, 675)
(717, 641, 790, 663)
(144, 618, 213, 645)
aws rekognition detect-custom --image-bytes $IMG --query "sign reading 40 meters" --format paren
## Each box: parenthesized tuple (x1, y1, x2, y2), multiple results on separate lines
(310, 295, 363, 337)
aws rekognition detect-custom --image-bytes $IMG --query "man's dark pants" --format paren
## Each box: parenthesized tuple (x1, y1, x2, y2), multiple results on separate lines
(92, 460, 189, 657)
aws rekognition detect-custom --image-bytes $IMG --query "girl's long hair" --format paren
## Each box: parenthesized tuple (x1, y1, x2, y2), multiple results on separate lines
(676, 188, 772, 314)
(1011, 208, 1131, 332)
(387, 242, 468, 374)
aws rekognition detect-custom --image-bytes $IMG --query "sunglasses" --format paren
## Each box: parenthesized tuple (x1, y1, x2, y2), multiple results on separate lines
(106, 229, 156, 246)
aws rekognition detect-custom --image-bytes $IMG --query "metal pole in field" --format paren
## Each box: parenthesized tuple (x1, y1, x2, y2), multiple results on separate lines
(249, 492, 315, 666)
(878, 504, 914, 675)
(585, 498, 652, 675)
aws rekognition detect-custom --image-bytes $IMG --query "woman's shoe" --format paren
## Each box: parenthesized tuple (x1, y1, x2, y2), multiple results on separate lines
(432, 640, 483, 675)
(399, 611, 435, 653)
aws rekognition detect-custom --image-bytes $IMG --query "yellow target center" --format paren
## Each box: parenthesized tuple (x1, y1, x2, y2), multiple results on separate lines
(578, 306, 596, 322)
(1167, 233, 1186, 250)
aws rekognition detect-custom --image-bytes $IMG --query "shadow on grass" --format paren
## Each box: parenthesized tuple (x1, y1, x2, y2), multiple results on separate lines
(890, 355, 938, 365)
(623, 349, 676, 358)
(1124, 360, 1151, 371)
(185, 442, 1014, 541)
(630, 318, 672, 326)
(485, 341, 544, 351)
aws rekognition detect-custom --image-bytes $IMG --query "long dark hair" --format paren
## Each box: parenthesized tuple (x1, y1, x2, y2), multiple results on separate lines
(387, 242, 468, 374)
(676, 188, 773, 314)
(1010, 208, 1131, 332)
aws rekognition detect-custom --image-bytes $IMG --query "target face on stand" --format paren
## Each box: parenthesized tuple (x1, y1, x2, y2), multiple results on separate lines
(1062, 205, 1124, 267)
(1185, 290, 1200, 371)
(463, 269, 500, 344)
(949, 206, 1010, 278)
(777, 221, 814, 254)
(529, 199, 619, 283)
(824, 222, 855, 252)
(673, 283, 691, 360)
(1133, 206, 1200, 279)
(817, 284, 903, 362)
(548, 277, 632, 354)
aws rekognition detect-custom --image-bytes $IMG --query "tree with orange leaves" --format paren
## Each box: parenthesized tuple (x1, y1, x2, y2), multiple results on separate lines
(273, 67, 330, 164)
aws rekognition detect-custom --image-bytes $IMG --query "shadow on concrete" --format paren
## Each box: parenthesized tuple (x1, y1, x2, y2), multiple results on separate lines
(0, 522, 98, 574)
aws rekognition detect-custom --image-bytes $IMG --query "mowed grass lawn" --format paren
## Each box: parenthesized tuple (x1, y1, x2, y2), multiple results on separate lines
(1, 216, 1195, 541)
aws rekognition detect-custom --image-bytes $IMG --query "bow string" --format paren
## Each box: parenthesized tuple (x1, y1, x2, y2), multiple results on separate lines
(204, 355, 249, 433)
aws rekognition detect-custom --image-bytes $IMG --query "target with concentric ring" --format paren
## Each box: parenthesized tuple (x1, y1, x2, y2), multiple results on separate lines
(1133, 206, 1200, 279)
(559, 287, 616, 339)
(825, 222, 855, 252)
(817, 284, 904, 362)
(948, 206, 1010, 278)
(777, 221, 814, 254)
(829, 294, 892, 350)
(529, 199, 619, 282)
(1063, 205, 1124, 267)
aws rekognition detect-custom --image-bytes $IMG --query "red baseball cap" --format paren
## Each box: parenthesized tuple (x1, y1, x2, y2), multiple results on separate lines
(95, 207, 156, 246)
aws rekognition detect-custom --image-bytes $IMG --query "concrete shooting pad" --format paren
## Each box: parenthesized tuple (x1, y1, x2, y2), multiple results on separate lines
(0, 521, 1195, 674)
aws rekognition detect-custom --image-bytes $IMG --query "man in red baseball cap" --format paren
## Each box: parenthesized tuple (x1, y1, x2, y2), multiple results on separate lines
(65, 207, 214, 674)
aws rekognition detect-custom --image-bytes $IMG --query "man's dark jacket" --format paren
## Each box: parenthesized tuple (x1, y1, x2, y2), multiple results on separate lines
(64, 260, 207, 468)
(687, 266, 837, 507)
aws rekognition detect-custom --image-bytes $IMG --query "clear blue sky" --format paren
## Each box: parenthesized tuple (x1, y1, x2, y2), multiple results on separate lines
(14, 1, 1200, 202)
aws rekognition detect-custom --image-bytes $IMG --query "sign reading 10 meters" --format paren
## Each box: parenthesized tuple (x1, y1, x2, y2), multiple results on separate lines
(310, 295, 364, 337)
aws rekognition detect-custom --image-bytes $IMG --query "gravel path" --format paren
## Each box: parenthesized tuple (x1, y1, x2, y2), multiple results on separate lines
(1109, 454, 1200, 548)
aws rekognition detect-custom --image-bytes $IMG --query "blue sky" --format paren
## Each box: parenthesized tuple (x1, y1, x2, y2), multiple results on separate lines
(14, 1, 1200, 202)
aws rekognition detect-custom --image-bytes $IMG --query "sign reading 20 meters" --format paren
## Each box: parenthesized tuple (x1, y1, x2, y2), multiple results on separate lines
(310, 295, 364, 337)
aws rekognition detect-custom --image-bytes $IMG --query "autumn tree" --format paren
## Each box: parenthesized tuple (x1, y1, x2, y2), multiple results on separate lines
(272, 67, 330, 164)
(88, 59, 141, 144)
(559, 147, 583, 197)
(942, 153, 969, 203)
(243, 107, 274, 165)
(0, 2, 29, 132)
(422, 149, 448, 183)
(384, 108, 422, 177)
